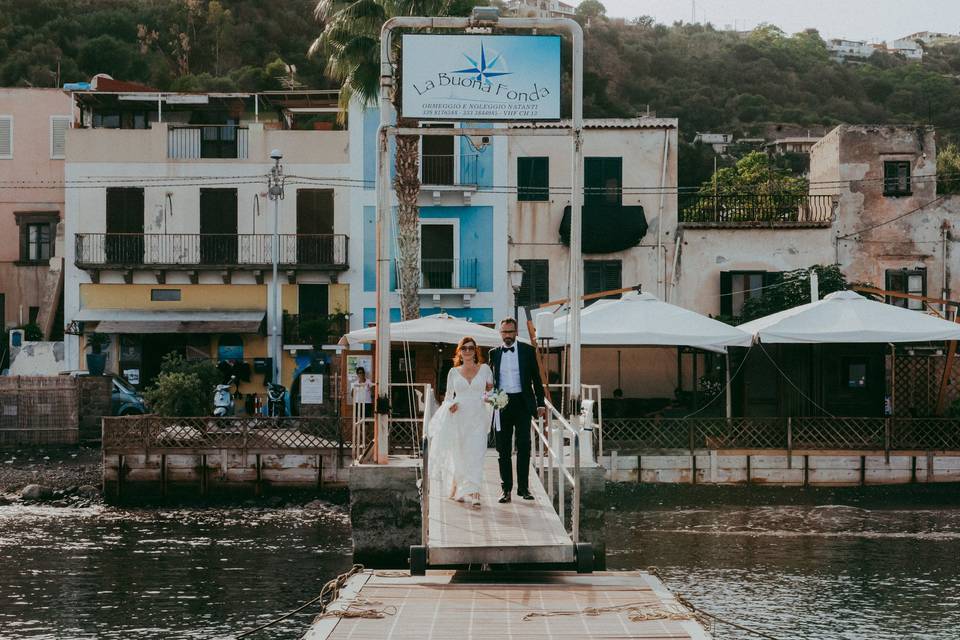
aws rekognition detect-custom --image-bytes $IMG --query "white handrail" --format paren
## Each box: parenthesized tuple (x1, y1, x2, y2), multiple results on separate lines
(531, 398, 581, 543)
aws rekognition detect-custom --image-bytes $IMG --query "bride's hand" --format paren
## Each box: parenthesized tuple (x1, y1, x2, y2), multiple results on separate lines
(485, 382, 493, 391)
(449, 403, 459, 413)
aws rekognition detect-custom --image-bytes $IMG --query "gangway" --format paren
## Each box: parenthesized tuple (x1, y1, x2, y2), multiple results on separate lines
(410, 400, 593, 574)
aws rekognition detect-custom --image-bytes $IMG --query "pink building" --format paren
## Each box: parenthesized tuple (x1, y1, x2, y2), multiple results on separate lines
(0, 88, 74, 336)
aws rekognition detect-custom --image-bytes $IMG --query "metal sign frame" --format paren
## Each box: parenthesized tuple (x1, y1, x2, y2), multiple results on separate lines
(373, 13, 584, 463)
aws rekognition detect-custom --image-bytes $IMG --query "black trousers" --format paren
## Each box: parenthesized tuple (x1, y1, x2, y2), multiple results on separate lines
(495, 393, 532, 494)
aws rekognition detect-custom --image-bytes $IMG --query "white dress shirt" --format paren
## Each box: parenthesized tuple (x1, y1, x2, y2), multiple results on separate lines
(499, 344, 522, 393)
(352, 380, 373, 404)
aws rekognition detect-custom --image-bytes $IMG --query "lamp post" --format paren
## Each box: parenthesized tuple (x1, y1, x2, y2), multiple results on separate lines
(268, 149, 284, 387)
(508, 261, 525, 321)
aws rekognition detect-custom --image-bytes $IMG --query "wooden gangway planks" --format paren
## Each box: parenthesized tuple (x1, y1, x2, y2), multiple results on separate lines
(426, 452, 574, 566)
(304, 570, 713, 640)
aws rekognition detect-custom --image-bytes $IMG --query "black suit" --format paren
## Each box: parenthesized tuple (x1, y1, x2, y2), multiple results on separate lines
(489, 341, 545, 495)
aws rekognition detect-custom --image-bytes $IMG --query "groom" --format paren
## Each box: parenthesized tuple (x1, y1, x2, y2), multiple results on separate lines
(489, 317, 546, 503)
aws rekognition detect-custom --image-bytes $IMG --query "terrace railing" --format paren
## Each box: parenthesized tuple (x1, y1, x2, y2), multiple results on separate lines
(75, 233, 348, 270)
(601, 416, 960, 453)
(168, 125, 249, 159)
(679, 193, 835, 226)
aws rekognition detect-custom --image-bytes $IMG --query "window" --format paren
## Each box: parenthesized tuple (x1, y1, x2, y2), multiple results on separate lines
(846, 361, 868, 389)
(28, 306, 39, 325)
(420, 221, 457, 289)
(585, 157, 623, 206)
(151, 289, 182, 302)
(517, 260, 549, 308)
(422, 124, 455, 186)
(518, 157, 549, 201)
(16, 212, 57, 263)
(584, 260, 622, 305)
(0, 115, 11, 159)
(92, 111, 149, 130)
(50, 116, 70, 159)
(883, 160, 911, 196)
(720, 271, 781, 319)
(886, 268, 925, 310)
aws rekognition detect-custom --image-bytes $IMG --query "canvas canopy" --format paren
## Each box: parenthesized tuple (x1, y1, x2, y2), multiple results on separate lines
(343, 313, 506, 347)
(548, 292, 753, 349)
(737, 290, 960, 344)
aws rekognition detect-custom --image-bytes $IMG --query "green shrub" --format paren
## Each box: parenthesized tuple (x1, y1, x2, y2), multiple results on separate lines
(142, 353, 221, 416)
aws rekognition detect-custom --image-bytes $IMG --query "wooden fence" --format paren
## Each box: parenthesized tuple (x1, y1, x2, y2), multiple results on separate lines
(0, 376, 79, 446)
(601, 416, 960, 453)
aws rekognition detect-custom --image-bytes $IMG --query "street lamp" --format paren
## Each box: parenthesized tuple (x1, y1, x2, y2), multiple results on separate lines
(268, 149, 284, 388)
(507, 261, 525, 320)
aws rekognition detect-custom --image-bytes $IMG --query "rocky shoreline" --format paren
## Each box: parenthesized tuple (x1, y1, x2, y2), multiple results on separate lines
(0, 446, 103, 506)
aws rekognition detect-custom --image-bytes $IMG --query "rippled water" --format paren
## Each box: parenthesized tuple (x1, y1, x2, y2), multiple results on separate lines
(607, 500, 960, 639)
(0, 504, 352, 639)
(2, 494, 959, 639)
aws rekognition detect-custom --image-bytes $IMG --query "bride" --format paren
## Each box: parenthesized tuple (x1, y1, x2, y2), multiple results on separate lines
(427, 336, 493, 508)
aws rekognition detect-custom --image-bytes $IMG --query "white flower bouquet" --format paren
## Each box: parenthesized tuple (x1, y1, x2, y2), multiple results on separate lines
(483, 388, 509, 410)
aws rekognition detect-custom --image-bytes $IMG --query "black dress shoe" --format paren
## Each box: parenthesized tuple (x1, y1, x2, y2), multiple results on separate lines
(519, 492, 534, 500)
(498, 494, 512, 504)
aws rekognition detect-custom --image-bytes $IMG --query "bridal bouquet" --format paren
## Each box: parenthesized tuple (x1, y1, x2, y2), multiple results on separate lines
(483, 388, 509, 410)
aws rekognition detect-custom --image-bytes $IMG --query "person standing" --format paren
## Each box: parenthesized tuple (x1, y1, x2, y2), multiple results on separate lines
(488, 317, 546, 503)
(351, 366, 374, 420)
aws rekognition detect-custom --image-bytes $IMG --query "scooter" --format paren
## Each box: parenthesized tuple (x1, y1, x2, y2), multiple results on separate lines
(266, 381, 286, 417)
(213, 376, 237, 417)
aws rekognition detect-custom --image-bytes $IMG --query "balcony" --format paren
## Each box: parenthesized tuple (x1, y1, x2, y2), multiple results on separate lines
(75, 233, 348, 280)
(283, 312, 350, 347)
(394, 258, 478, 291)
(167, 125, 249, 159)
(679, 194, 835, 228)
(420, 154, 481, 204)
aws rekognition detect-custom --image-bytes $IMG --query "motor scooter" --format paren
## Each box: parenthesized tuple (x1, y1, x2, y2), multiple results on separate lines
(266, 381, 286, 417)
(213, 376, 237, 417)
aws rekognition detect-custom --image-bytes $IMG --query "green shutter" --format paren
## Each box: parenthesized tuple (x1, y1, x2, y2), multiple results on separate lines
(720, 271, 733, 317)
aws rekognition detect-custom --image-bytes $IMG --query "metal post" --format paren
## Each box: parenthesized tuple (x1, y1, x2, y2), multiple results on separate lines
(374, 124, 392, 463)
(268, 151, 284, 388)
(568, 28, 585, 414)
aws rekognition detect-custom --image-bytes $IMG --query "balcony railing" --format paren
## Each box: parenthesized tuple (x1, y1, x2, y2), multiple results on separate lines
(421, 154, 479, 186)
(75, 233, 348, 269)
(168, 125, 249, 159)
(283, 312, 350, 346)
(393, 258, 478, 290)
(679, 193, 835, 226)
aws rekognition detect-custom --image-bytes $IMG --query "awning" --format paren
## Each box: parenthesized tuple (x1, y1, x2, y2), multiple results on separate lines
(343, 313, 508, 347)
(74, 309, 265, 334)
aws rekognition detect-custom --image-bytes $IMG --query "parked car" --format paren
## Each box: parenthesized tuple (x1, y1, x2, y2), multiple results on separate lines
(63, 371, 148, 416)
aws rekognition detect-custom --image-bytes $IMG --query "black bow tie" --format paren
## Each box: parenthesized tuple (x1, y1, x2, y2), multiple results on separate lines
(503, 346, 514, 352)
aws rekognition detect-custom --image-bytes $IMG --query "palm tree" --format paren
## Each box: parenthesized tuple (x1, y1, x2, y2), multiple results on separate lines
(311, 0, 474, 320)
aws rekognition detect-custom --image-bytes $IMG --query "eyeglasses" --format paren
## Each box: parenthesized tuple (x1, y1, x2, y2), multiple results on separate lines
(461, 345, 476, 351)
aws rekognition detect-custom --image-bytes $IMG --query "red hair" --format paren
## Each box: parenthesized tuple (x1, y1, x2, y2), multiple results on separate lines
(453, 336, 484, 366)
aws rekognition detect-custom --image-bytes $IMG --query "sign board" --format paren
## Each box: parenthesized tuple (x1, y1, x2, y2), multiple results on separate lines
(300, 374, 324, 405)
(402, 34, 561, 121)
(123, 369, 140, 385)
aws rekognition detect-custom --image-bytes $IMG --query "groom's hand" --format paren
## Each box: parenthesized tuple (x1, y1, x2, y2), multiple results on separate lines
(537, 406, 547, 419)
(450, 403, 459, 413)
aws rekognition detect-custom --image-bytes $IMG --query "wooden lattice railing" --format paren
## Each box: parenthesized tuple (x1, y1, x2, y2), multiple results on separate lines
(102, 416, 345, 453)
(602, 417, 960, 452)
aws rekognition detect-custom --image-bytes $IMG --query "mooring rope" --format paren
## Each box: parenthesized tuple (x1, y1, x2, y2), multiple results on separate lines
(523, 601, 694, 623)
(235, 564, 366, 638)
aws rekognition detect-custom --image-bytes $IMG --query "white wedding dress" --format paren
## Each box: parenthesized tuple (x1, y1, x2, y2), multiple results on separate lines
(427, 364, 494, 501)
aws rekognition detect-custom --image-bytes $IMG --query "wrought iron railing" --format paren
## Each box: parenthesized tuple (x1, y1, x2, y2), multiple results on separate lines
(679, 193, 835, 225)
(282, 313, 349, 346)
(600, 416, 960, 452)
(102, 415, 345, 453)
(167, 125, 249, 159)
(421, 153, 480, 186)
(75, 233, 348, 269)
(393, 258, 478, 290)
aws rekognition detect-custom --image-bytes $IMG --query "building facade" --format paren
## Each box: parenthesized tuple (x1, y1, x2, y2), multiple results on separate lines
(0, 88, 74, 337)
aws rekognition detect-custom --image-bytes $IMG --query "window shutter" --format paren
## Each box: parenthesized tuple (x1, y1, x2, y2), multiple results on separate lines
(51, 117, 69, 159)
(603, 260, 622, 293)
(584, 262, 603, 298)
(0, 117, 11, 158)
(720, 271, 733, 317)
(534, 260, 549, 305)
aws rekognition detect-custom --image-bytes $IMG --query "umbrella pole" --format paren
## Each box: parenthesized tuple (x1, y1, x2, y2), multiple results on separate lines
(725, 351, 732, 419)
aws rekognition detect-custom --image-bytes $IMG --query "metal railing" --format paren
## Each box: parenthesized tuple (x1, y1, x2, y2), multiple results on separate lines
(351, 383, 433, 464)
(679, 193, 835, 225)
(601, 416, 960, 453)
(545, 383, 604, 458)
(168, 125, 249, 159)
(102, 415, 344, 453)
(421, 153, 480, 186)
(532, 399, 581, 543)
(75, 233, 348, 269)
(394, 258, 478, 290)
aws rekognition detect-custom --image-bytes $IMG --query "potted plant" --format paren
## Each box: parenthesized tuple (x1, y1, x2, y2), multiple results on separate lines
(85, 332, 110, 376)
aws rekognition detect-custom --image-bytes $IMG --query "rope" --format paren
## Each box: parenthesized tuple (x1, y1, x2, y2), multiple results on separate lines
(235, 564, 365, 638)
(523, 601, 694, 623)
(318, 597, 397, 620)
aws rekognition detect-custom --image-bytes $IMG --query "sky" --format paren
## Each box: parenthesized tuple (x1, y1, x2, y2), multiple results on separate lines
(596, 0, 960, 42)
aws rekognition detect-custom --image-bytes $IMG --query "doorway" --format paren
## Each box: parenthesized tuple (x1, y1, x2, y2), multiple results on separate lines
(105, 188, 144, 264)
(421, 124, 455, 185)
(200, 189, 238, 265)
(420, 222, 455, 289)
(296, 189, 334, 264)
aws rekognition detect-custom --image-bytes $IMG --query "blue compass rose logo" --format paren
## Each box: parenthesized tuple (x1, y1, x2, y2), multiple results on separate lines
(452, 41, 511, 86)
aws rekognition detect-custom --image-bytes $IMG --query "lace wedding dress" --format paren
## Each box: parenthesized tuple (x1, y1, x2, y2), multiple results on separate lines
(427, 364, 494, 501)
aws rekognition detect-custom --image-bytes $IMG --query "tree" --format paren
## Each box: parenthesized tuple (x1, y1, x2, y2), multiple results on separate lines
(576, 0, 606, 20)
(738, 264, 848, 322)
(310, 0, 475, 320)
(938, 142, 960, 195)
(701, 151, 807, 196)
(142, 353, 221, 416)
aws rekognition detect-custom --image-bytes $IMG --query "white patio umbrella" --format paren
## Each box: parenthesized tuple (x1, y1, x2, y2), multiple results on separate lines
(737, 290, 960, 343)
(548, 291, 753, 350)
(342, 312, 506, 347)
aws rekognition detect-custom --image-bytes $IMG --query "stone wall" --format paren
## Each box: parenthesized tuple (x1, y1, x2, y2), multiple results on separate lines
(348, 462, 421, 569)
(78, 376, 111, 442)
